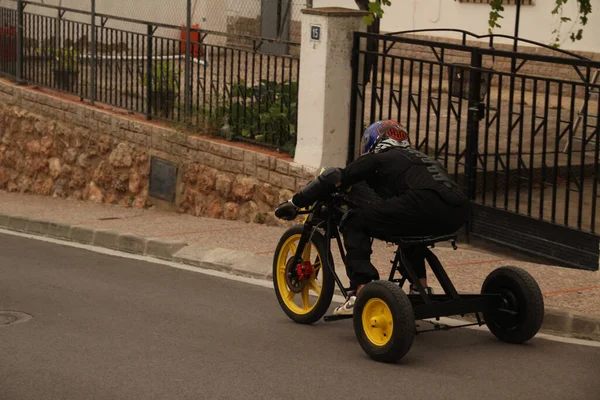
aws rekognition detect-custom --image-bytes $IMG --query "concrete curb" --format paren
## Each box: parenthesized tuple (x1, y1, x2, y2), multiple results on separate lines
(0, 213, 187, 261)
(0, 212, 598, 343)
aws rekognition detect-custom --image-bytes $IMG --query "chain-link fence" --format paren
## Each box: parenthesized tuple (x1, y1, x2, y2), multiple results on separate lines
(0, 1, 312, 42)
(0, 0, 306, 152)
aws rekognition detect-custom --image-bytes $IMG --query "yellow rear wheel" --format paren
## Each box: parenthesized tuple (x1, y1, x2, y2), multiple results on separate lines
(362, 298, 394, 346)
(273, 225, 335, 324)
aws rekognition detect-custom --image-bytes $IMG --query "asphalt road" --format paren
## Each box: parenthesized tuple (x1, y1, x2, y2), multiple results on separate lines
(1, 233, 599, 400)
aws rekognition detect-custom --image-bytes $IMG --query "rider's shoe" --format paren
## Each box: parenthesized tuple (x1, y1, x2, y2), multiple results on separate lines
(410, 286, 434, 295)
(333, 295, 356, 316)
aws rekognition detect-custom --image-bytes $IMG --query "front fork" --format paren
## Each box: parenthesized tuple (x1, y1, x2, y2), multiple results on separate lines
(293, 216, 350, 300)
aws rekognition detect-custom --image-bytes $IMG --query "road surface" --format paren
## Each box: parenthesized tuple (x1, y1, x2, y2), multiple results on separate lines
(0, 233, 598, 400)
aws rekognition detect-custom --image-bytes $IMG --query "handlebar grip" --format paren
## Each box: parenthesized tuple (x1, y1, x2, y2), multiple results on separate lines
(275, 202, 298, 221)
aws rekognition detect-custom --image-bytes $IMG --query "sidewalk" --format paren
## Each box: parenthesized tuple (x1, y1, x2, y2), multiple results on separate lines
(0, 190, 599, 341)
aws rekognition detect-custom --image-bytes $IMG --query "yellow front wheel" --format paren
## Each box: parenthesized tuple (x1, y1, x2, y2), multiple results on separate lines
(353, 281, 416, 363)
(273, 225, 335, 324)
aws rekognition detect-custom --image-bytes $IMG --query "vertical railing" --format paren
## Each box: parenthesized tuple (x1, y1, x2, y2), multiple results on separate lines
(464, 50, 483, 201)
(90, 0, 97, 104)
(146, 24, 153, 120)
(184, 0, 192, 120)
(15, 0, 22, 83)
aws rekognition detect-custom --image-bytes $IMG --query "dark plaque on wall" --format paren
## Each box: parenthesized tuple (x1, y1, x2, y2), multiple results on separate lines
(149, 156, 178, 202)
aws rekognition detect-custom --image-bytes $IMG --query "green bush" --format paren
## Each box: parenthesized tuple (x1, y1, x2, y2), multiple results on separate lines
(207, 79, 298, 157)
(140, 61, 182, 93)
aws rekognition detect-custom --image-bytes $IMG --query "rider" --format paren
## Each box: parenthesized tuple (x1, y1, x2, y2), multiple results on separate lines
(277, 120, 470, 315)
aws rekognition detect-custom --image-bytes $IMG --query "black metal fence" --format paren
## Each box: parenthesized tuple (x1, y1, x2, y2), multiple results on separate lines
(350, 30, 600, 270)
(0, 0, 300, 154)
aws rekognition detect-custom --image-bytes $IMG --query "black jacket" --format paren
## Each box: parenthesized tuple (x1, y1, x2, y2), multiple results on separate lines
(339, 147, 467, 206)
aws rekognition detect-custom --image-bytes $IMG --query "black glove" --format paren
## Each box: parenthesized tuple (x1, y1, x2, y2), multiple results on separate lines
(275, 200, 299, 221)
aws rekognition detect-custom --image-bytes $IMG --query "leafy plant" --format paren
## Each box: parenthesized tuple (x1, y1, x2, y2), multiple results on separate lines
(140, 61, 182, 93)
(204, 79, 299, 157)
(43, 46, 81, 73)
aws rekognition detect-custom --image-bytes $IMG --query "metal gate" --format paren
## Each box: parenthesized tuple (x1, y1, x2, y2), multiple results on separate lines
(349, 30, 600, 271)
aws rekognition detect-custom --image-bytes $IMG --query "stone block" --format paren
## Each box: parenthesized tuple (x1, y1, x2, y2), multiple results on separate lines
(117, 118, 130, 131)
(70, 226, 95, 244)
(223, 160, 244, 174)
(21, 90, 36, 101)
(27, 219, 50, 236)
(281, 175, 296, 191)
(175, 132, 188, 146)
(256, 167, 269, 182)
(0, 84, 14, 95)
(8, 216, 29, 232)
(289, 162, 304, 178)
(275, 159, 290, 175)
(159, 140, 173, 155)
(268, 171, 284, 187)
(196, 138, 209, 151)
(98, 122, 112, 136)
(244, 163, 256, 176)
(147, 239, 188, 260)
(186, 135, 200, 150)
(243, 152, 257, 176)
(94, 110, 112, 125)
(130, 121, 143, 133)
(0, 213, 9, 228)
(93, 229, 120, 250)
(117, 233, 148, 255)
(213, 155, 228, 170)
(571, 313, 600, 341)
(46, 96, 65, 111)
(231, 147, 244, 161)
(48, 222, 71, 240)
(256, 153, 270, 169)
(541, 309, 572, 334)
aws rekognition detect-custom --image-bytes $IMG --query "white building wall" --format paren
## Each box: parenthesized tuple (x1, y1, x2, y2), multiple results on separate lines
(313, 0, 600, 53)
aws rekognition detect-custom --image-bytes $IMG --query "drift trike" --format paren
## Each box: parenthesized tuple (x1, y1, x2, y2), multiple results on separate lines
(272, 184, 545, 364)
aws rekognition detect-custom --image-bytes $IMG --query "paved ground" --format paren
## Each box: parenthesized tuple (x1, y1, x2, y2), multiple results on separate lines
(0, 191, 598, 319)
(1, 234, 599, 400)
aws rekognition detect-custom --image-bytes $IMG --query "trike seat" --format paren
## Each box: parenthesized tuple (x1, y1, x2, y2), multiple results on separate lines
(387, 233, 458, 249)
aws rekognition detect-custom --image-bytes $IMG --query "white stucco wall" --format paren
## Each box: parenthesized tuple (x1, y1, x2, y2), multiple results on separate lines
(313, 0, 600, 53)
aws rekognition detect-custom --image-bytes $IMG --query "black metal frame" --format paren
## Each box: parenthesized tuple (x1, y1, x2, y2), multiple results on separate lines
(348, 29, 600, 271)
(291, 193, 503, 333)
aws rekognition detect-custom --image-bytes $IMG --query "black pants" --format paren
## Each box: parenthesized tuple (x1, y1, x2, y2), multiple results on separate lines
(340, 189, 469, 290)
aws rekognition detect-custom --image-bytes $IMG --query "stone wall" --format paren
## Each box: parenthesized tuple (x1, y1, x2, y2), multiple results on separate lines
(0, 80, 317, 226)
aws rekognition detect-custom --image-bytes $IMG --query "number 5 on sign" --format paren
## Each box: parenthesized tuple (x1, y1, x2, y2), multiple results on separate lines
(311, 25, 321, 41)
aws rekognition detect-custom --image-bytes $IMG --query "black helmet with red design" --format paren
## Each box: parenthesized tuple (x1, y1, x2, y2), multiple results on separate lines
(360, 120, 411, 154)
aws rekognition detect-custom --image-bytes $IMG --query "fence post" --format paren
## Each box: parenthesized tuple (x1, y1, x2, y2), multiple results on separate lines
(347, 32, 365, 164)
(465, 50, 483, 201)
(294, 7, 369, 169)
(146, 24, 153, 120)
(184, 0, 192, 120)
(90, 0, 96, 104)
(16, 0, 23, 83)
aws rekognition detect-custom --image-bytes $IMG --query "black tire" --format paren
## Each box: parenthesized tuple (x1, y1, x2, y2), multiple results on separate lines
(273, 225, 335, 325)
(481, 266, 545, 344)
(353, 280, 416, 363)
